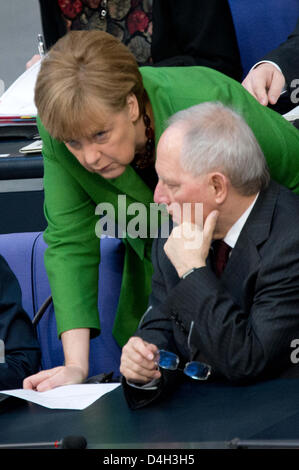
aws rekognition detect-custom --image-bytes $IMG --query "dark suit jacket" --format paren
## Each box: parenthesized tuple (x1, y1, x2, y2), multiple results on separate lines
(123, 181, 299, 408)
(151, 0, 242, 81)
(263, 19, 299, 88)
(0, 256, 40, 389)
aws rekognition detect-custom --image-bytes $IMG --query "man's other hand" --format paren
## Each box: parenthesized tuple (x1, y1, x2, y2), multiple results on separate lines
(120, 337, 161, 384)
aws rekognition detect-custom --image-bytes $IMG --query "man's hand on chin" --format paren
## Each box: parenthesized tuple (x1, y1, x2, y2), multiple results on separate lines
(164, 210, 219, 278)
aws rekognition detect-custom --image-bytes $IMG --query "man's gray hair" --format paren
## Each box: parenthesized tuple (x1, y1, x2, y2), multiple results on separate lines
(167, 102, 270, 196)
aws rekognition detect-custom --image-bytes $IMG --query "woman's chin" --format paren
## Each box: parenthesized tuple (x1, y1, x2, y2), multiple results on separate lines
(98, 165, 127, 179)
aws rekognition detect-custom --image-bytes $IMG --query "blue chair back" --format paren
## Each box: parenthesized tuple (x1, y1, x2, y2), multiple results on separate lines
(0, 232, 124, 379)
(228, 0, 299, 77)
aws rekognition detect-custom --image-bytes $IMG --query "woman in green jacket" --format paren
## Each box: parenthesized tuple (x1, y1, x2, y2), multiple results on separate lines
(24, 30, 299, 391)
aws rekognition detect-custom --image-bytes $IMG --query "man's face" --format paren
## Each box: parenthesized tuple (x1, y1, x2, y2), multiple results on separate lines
(154, 127, 215, 226)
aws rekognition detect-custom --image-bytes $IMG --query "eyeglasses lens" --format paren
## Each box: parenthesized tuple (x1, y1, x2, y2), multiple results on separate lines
(184, 362, 211, 380)
(158, 350, 179, 370)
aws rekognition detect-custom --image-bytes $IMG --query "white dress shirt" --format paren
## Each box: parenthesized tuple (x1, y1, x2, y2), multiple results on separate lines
(224, 193, 259, 249)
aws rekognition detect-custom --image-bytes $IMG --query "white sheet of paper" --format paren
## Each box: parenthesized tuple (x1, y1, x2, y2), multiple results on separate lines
(0, 60, 41, 117)
(283, 105, 299, 121)
(0, 383, 120, 410)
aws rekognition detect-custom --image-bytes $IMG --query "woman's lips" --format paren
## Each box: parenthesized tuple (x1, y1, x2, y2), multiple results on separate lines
(98, 162, 113, 173)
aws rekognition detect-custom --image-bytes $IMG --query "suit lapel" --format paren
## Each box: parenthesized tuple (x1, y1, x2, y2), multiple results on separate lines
(222, 236, 260, 310)
(219, 181, 279, 309)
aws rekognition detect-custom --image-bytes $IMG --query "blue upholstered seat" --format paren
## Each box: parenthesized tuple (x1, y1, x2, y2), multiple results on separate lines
(0, 232, 124, 379)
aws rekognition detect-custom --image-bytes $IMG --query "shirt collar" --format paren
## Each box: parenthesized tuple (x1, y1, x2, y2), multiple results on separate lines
(224, 193, 259, 249)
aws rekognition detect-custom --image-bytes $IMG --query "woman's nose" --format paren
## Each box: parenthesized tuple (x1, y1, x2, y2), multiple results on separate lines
(83, 144, 101, 168)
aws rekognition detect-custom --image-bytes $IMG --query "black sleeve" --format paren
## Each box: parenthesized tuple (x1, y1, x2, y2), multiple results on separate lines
(38, 0, 67, 50)
(262, 19, 299, 87)
(151, 0, 242, 81)
(135, 236, 177, 352)
(0, 256, 40, 390)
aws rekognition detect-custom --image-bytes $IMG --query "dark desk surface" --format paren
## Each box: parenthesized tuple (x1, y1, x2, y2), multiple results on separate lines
(1, 378, 299, 449)
(0, 138, 43, 179)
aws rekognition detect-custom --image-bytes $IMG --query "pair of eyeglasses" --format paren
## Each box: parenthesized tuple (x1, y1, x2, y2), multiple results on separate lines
(157, 349, 211, 381)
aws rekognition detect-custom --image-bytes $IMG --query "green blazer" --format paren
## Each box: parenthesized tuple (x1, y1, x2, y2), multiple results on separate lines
(38, 66, 299, 347)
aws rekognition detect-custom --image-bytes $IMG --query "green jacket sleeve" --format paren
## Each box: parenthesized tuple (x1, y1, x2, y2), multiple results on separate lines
(39, 121, 101, 337)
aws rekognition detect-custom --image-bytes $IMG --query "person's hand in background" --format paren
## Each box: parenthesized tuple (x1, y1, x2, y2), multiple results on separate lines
(26, 54, 41, 69)
(242, 62, 286, 106)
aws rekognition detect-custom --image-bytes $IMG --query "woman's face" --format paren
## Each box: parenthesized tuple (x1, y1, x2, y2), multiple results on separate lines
(64, 97, 140, 179)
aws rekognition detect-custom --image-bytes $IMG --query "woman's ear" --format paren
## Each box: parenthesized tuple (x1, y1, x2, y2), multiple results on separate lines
(126, 93, 140, 122)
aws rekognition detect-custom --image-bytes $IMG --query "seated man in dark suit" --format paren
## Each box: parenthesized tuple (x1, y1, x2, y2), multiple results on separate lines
(120, 102, 299, 409)
(0, 256, 40, 389)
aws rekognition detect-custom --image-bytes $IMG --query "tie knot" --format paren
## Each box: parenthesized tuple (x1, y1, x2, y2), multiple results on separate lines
(213, 240, 231, 277)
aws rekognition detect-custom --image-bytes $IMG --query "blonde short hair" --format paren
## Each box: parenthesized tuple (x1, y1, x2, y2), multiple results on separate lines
(35, 30, 146, 141)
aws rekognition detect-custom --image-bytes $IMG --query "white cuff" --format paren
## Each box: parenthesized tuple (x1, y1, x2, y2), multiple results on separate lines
(251, 60, 282, 74)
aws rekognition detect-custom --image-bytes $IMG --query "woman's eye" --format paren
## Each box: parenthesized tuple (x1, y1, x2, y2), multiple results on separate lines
(66, 140, 81, 150)
(95, 131, 107, 142)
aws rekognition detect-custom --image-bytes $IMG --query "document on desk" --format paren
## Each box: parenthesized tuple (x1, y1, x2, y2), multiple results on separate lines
(19, 139, 43, 154)
(0, 60, 40, 117)
(0, 383, 120, 410)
